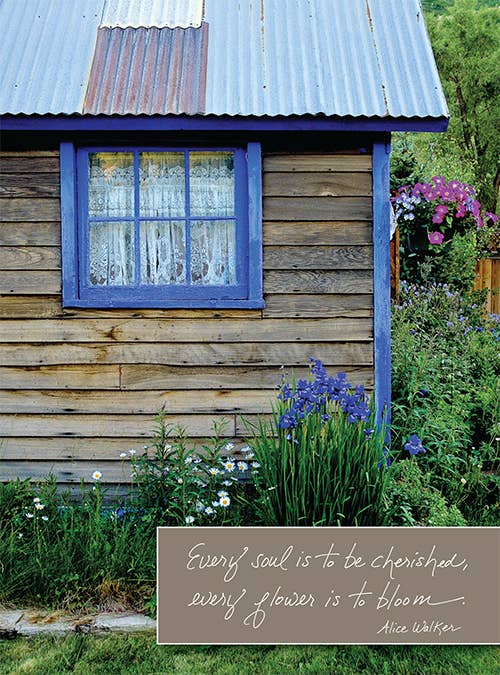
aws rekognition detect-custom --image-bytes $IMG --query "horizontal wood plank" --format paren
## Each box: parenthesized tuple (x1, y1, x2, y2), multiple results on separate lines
(263, 222, 372, 246)
(0, 437, 145, 460)
(0, 389, 275, 414)
(263, 172, 372, 197)
(0, 156, 60, 174)
(0, 318, 372, 343)
(0, 365, 120, 389)
(262, 294, 373, 318)
(0, 270, 60, 294)
(0, 461, 133, 484)
(0, 296, 261, 319)
(265, 270, 373, 294)
(120, 365, 374, 390)
(0, 222, 60, 246)
(264, 197, 372, 221)
(0, 342, 373, 366)
(0, 199, 60, 222)
(0, 414, 236, 437)
(0, 246, 61, 270)
(264, 246, 373, 270)
(263, 155, 372, 172)
(0, 173, 60, 198)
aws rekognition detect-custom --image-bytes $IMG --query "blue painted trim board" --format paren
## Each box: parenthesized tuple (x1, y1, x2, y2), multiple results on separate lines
(372, 140, 392, 427)
(3, 115, 449, 133)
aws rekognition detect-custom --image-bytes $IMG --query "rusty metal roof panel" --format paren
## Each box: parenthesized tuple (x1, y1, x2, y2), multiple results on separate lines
(203, 0, 448, 118)
(83, 25, 208, 115)
(101, 0, 203, 28)
(0, 0, 105, 115)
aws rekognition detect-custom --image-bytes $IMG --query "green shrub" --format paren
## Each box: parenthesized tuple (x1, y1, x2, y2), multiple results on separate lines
(246, 360, 390, 526)
(384, 459, 467, 526)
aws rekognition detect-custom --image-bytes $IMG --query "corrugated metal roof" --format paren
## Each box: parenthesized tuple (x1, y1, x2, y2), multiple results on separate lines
(0, 0, 105, 115)
(83, 26, 208, 115)
(0, 0, 449, 120)
(100, 0, 203, 28)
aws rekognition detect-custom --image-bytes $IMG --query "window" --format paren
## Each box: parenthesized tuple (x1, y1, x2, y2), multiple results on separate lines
(60, 143, 263, 308)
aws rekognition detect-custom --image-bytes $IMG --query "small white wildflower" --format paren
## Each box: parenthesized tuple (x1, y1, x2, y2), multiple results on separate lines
(204, 506, 214, 515)
(225, 442, 235, 451)
(268, 486, 276, 491)
(209, 467, 220, 476)
(92, 470, 102, 481)
(251, 461, 261, 469)
(222, 480, 233, 487)
(129, 449, 136, 455)
(178, 478, 183, 484)
(119, 452, 127, 458)
(217, 490, 229, 498)
(33, 497, 41, 504)
(223, 460, 236, 472)
(460, 477, 467, 485)
(212, 501, 220, 508)
(164, 444, 172, 451)
(196, 501, 205, 512)
(25, 512, 34, 519)
(185, 515, 195, 524)
(245, 452, 255, 460)
(41, 515, 49, 522)
(240, 446, 251, 453)
(18, 533, 23, 538)
(143, 445, 148, 450)
(35, 502, 45, 511)
(237, 461, 248, 471)
(219, 495, 231, 508)
(185, 456, 194, 465)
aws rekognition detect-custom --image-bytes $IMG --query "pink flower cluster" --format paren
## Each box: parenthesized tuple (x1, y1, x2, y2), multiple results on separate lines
(392, 176, 498, 246)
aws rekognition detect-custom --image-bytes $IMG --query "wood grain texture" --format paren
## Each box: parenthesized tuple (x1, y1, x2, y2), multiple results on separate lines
(263, 154, 372, 172)
(0, 365, 120, 390)
(0, 270, 60, 294)
(0, 246, 61, 270)
(0, 199, 60, 222)
(0, 222, 60, 246)
(263, 172, 372, 197)
(0, 389, 275, 414)
(0, 461, 133, 484)
(263, 222, 372, 246)
(265, 270, 373, 294)
(264, 197, 372, 221)
(0, 414, 236, 437)
(264, 246, 373, 270)
(262, 294, 373, 318)
(0, 318, 373, 343)
(0, 174, 60, 198)
(0, 342, 374, 366)
(0, 155, 59, 174)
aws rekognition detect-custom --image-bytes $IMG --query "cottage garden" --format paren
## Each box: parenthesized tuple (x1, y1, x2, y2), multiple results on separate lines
(0, 176, 497, 616)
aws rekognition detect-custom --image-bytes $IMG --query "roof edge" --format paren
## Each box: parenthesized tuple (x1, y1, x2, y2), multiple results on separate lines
(0, 114, 449, 133)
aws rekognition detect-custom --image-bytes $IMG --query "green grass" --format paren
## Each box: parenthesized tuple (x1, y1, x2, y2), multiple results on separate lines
(0, 637, 498, 675)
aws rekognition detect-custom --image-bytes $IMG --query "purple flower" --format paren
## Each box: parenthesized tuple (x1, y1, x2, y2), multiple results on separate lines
(428, 231, 444, 245)
(404, 434, 426, 456)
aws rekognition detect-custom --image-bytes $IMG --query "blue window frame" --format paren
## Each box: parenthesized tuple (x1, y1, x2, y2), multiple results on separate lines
(60, 142, 263, 308)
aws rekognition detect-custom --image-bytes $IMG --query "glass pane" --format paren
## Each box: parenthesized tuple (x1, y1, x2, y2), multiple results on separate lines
(139, 152, 186, 218)
(89, 221, 134, 286)
(191, 220, 236, 285)
(140, 221, 186, 285)
(189, 152, 235, 217)
(88, 152, 134, 217)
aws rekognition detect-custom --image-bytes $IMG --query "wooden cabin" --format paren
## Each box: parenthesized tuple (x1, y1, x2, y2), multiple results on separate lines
(0, 0, 448, 489)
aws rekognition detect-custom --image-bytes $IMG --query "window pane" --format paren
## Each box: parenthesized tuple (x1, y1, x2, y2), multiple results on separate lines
(191, 220, 236, 285)
(89, 153, 134, 217)
(89, 221, 135, 285)
(140, 221, 186, 285)
(189, 152, 235, 217)
(139, 152, 186, 218)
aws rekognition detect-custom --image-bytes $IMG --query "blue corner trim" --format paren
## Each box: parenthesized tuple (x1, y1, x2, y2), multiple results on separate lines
(373, 140, 392, 427)
(1, 114, 449, 133)
(60, 142, 78, 306)
(247, 142, 263, 305)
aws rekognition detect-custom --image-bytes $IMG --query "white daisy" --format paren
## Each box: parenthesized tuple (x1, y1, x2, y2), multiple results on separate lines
(237, 461, 248, 471)
(219, 495, 231, 508)
(92, 470, 102, 481)
(33, 497, 41, 504)
(251, 462, 261, 469)
(204, 506, 214, 515)
(25, 512, 34, 519)
(35, 502, 45, 511)
(222, 480, 233, 487)
(223, 460, 236, 472)
(128, 449, 136, 455)
(225, 442, 235, 451)
(41, 515, 49, 522)
(119, 452, 127, 458)
(185, 515, 195, 524)
(209, 467, 220, 476)
(217, 490, 229, 498)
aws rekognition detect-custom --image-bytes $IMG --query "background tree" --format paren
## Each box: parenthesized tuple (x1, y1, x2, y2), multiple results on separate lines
(392, 0, 499, 213)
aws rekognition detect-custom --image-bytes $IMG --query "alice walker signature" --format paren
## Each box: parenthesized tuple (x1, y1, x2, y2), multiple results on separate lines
(377, 619, 462, 636)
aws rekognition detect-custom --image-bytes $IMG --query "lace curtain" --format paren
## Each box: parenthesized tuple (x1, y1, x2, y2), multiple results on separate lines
(88, 151, 236, 286)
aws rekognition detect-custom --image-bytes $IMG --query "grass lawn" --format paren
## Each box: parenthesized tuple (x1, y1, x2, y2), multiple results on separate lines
(0, 637, 499, 675)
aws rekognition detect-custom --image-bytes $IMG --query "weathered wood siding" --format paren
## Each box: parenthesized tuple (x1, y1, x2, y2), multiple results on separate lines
(0, 148, 373, 486)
